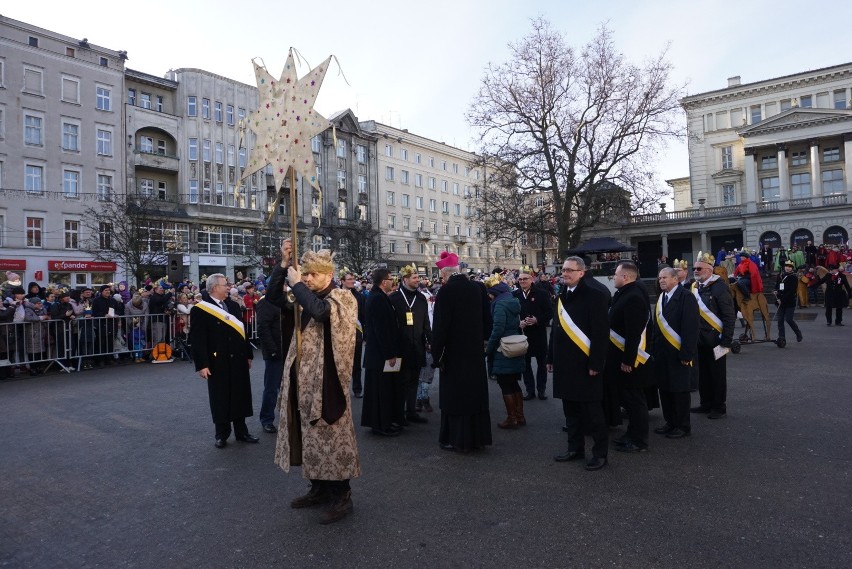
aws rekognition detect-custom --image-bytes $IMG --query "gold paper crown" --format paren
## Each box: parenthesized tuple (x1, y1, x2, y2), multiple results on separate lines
(399, 264, 418, 278)
(520, 265, 535, 275)
(672, 258, 688, 270)
(338, 266, 352, 279)
(740, 247, 751, 255)
(696, 251, 715, 265)
(483, 274, 503, 288)
(300, 249, 335, 275)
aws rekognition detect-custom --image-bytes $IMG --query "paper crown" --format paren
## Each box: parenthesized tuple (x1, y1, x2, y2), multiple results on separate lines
(519, 265, 535, 275)
(695, 251, 715, 266)
(435, 251, 459, 270)
(399, 264, 418, 278)
(300, 249, 335, 275)
(483, 274, 503, 289)
(672, 258, 688, 270)
(338, 266, 351, 279)
(740, 247, 751, 255)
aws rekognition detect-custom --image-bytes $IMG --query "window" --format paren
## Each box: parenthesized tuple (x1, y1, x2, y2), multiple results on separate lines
(215, 143, 224, 164)
(140, 93, 151, 109)
(23, 66, 43, 94)
(24, 114, 43, 145)
(415, 153, 422, 165)
(386, 191, 395, 206)
(760, 177, 780, 201)
(358, 174, 367, 193)
(429, 198, 436, 212)
(203, 139, 211, 162)
(780, 99, 791, 112)
(400, 148, 408, 160)
(428, 157, 435, 168)
(337, 139, 347, 158)
(202, 182, 211, 204)
(389, 241, 396, 253)
(62, 122, 79, 151)
(97, 174, 112, 201)
(140, 179, 154, 197)
(239, 148, 246, 168)
(63, 170, 80, 198)
(721, 184, 736, 205)
(428, 177, 436, 190)
(96, 129, 112, 156)
(388, 215, 396, 229)
(465, 166, 470, 177)
(441, 160, 447, 171)
(791, 151, 807, 167)
(386, 166, 394, 181)
(834, 90, 847, 109)
(227, 145, 235, 166)
(29, 36, 39, 47)
(761, 156, 777, 170)
(140, 136, 154, 153)
(25, 165, 44, 193)
(750, 105, 761, 124)
(96, 86, 111, 111)
(443, 223, 450, 234)
(0, 213, 4, 247)
(238, 107, 246, 123)
(790, 173, 810, 198)
(158, 181, 167, 200)
(0, 108, 4, 140)
(822, 169, 844, 194)
(99, 222, 112, 249)
(453, 182, 459, 195)
(337, 169, 346, 189)
(64, 220, 79, 249)
(442, 201, 449, 213)
(187, 96, 197, 116)
(454, 203, 461, 215)
(721, 146, 733, 170)
(416, 196, 423, 210)
(215, 183, 224, 205)
(441, 180, 449, 193)
(156, 96, 163, 112)
(401, 170, 409, 184)
(61, 76, 80, 103)
(226, 104, 234, 125)
(823, 147, 840, 162)
(385, 144, 393, 157)
(406, 242, 411, 254)
(403, 216, 410, 230)
(188, 180, 199, 204)
(401, 194, 410, 208)
(188, 138, 198, 161)
(214, 101, 223, 122)
(26, 217, 43, 247)
(99, 57, 108, 67)
(356, 145, 366, 163)
(799, 95, 812, 108)
(202, 98, 210, 119)
(128, 88, 136, 105)
(414, 174, 423, 187)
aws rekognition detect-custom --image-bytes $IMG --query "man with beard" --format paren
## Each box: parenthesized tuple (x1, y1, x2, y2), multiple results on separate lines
(513, 267, 552, 401)
(389, 265, 431, 425)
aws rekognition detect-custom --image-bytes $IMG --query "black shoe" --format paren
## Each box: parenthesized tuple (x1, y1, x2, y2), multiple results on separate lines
(615, 441, 648, 453)
(585, 457, 608, 471)
(405, 414, 428, 424)
(353, 391, 363, 398)
(827, 323, 832, 326)
(389, 422, 404, 431)
(837, 323, 845, 326)
(371, 428, 400, 437)
(440, 442, 456, 451)
(690, 406, 711, 414)
(537, 394, 548, 400)
(562, 425, 570, 433)
(235, 433, 260, 443)
(262, 424, 277, 433)
(796, 333, 803, 342)
(523, 393, 535, 401)
(707, 410, 727, 419)
(291, 483, 331, 509)
(665, 428, 691, 439)
(214, 438, 227, 449)
(653, 424, 675, 435)
(554, 450, 585, 462)
(611, 434, 630, 445)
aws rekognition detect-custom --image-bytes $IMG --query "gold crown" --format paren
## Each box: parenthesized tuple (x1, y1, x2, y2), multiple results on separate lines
(696, 251, 715, 265)
(338, 266, 352, 279)
(300, 249, 335, 275)
(399, 264, 418, 278)
(483, 274, 503, 288)
(672, 258, 688, 270)
(520, 265, 535, 275)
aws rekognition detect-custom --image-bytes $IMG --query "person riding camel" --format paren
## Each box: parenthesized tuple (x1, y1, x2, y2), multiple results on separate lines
(732, 248, 763, 301)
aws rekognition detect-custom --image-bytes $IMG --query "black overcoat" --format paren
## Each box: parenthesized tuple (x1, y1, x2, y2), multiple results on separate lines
(363, 289, 401, 370)
(431, 274, 489, 415)
(189, 299, 253, 424)
(547, 279, 609, 402)
(694, 278, 735, 348)
(388, 286, 431, 369)
(604, 281, 654, 389)
(652, 285, 698, 393)
(513, 284, 553, 353)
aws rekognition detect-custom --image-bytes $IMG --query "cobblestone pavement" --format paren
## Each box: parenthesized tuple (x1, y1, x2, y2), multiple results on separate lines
(1, 308, 850, 568)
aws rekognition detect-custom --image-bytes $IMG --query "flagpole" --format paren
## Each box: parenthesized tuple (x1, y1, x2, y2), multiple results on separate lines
(288, 166, 301, 364)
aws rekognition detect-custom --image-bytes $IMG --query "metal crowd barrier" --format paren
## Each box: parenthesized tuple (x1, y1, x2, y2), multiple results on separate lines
(0, 318, 71, 375)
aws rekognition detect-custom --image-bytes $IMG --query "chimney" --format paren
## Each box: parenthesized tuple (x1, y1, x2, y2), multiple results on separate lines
(727, 76, 741, 87)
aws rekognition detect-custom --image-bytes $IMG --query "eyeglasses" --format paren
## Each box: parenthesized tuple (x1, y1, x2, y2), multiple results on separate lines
(562, 268, 582, 273)
(692, 267, 708, 272)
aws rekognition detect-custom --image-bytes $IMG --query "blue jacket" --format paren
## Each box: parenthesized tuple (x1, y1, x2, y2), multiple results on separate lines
(485, 288, 525, 375)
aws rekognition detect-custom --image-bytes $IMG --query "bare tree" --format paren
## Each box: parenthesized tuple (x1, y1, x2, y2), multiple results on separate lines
(467, 19, 685, 253)
(80, 194, 188, 287)
(327, 220, 381, 276)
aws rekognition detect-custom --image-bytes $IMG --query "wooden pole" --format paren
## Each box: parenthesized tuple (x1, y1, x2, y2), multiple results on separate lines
(288, 166, 301, 363)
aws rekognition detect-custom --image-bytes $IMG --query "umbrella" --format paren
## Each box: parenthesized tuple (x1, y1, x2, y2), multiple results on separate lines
(564, 237, 635, 256)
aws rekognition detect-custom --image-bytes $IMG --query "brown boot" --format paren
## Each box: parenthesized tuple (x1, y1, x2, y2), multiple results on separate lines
(513, 392, 527, 426)
(290, 480, 331, 509)
(423, 398, 433, 412)
(320, 489, 353, 525)
(415, 399, 424, 412)
(498, 394, 519, 429)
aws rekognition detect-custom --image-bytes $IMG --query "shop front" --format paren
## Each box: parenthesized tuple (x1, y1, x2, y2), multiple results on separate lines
(198, 255, 227, 283)
(48, 260, 117, 289)
(0, 259, 28, 287)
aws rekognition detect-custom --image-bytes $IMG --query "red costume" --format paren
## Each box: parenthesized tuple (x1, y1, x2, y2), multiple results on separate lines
(733, 258, 763, 293)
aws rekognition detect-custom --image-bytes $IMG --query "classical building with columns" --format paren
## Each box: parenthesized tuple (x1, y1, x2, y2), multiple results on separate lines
(585, 62, 852, 277)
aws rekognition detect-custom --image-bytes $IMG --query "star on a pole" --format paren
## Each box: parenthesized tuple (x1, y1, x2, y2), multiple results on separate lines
(241, 51, 332, 191)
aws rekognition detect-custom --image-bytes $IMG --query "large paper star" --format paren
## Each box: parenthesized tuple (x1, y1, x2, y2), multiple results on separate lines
(241, 51, 332, 192)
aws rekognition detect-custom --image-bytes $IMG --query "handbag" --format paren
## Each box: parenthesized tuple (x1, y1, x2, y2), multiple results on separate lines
(498, 334, 528, 358)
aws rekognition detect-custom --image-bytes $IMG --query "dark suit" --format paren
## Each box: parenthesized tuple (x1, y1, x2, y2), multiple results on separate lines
(652, 285, 698, 432)
(361, 288, 401, 432)
(604, 281, 653, 446)
(694, 278, 735, 414)
(548, 280, 610, 459)
(513, 283, 553, 398)
(389, 286, 431, 419)
(815, 271, 852, 325)
(347, 287, 366, 395)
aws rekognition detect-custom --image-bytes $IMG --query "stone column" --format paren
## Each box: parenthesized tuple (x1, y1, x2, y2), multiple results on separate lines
(661, 233, 669, 259)
(844, 133, 852, 195)
(700, 230, 708, 253)
(810, 140, 822, 197)
(777, 144, 790, 206)
(744, 147, 758, 213)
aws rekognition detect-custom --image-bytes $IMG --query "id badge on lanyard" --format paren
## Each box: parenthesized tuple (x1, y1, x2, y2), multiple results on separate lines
(406, 311, 414, 326)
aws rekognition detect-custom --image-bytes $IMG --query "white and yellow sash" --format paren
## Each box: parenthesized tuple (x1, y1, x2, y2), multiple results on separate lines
(557, 298, 591, 356)
(356, 319, 363, 334)
(610, 319, 650, 367)
(195, 300, 246, 339)
(656, 295, 682, 351)
(691, 281, 723, 333)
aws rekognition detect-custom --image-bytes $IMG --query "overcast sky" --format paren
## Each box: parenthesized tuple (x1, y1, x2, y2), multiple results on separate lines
(6, 0, 852, 202)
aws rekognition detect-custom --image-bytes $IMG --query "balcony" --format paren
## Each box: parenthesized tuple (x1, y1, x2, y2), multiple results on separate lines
(133, 150, 179, 173)
(452, 235, 468, 246)
(414, 230, 432, 242)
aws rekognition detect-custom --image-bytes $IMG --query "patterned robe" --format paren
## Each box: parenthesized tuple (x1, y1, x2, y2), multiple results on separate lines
(274, 287, 360, 480)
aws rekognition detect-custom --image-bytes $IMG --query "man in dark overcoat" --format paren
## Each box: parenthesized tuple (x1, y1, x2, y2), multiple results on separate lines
(606, 261, 654, 453)
(653, 267, 698, 439)
(389, 265, 431, 425)
(190, 273, 256, 448)
(255, 294, 283, 433)
(513, 267, 553, 401)
(548, 256, 610, 471)
(361, 268, 402, 436)
(431, 252, 492, 453)
(581, 257, 616, 426)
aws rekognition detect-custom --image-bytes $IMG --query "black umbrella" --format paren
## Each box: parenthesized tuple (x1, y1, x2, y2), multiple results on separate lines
(564, 237, 635, 256)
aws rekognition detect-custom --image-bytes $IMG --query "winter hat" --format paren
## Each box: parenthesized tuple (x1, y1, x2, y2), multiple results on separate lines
(435, 251, 459, 270)
(5, 272, 22, 286)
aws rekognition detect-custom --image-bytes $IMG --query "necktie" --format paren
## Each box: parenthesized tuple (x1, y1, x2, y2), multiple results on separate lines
(662, 294, 668, 309)
(219, 300, 226, 311)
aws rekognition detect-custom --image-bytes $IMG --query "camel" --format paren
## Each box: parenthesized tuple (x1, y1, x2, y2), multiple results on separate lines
(713, 266, 772, 343)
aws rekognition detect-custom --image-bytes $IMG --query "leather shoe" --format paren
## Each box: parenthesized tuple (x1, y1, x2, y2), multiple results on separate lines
(690, 406, 711, 414)
(235, 433, 260, 443)
(554, 450, 585, 462)
(523, 393, 535, 401)
(585, 457, 608, 471)
(653, 424, 675, 435)
(796, 333, 803, 342)
(708, 410, 727, 419)
(537, 394, 548, 400)
(371, 428, 400, 437)
(406, 414, 428, 424)
(353, 391, 363, 398)
(615, 441, 648, 453)
(562, 425, 570, 433)
(440, 442, 456, 451)
(214, 438, 227, 449)
(665, 428, 691, 439)
(262, 424, 277, 433)
(837, 323, 845, 326)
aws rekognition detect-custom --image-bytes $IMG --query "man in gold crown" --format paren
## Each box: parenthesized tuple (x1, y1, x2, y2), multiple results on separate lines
(273, 246, 360, 525)
(689, 252, 736, 420)
(672, 258, 692, 288)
